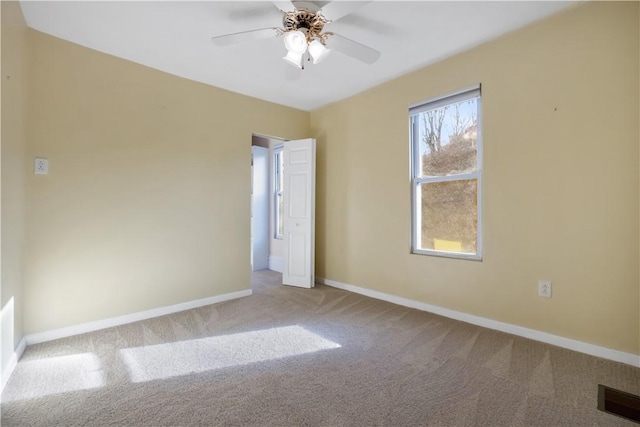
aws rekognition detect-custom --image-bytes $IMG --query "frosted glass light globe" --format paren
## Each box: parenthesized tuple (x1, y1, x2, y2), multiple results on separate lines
(283, 30, 307, 55)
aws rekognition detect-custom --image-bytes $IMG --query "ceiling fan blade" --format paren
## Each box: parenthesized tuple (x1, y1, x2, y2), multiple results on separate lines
(272, 1, 296, 13)
(325, 33, 380, 64)
(228, 5, 282, 22)
(211, 28, 280, 47)
(320, 1, 372, 22)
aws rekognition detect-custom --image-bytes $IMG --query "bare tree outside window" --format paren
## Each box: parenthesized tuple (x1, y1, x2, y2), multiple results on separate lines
(448, 101, 477, 139)
(421, 107, 448, 154)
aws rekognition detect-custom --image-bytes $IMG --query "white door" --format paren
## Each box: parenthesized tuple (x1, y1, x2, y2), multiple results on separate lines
(282, 138, 316, 288)
(251, 146, 269, 271)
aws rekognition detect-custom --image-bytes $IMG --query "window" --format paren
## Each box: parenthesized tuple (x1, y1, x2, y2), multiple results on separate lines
(410, 86, 482, 260)
(273, 145, 284, 239)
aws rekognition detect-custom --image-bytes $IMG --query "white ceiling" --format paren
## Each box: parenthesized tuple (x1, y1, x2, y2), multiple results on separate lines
(20, 1, 577, 111)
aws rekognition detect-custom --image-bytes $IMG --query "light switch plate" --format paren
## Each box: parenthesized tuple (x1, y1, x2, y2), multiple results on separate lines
(35, 158, 48, 175)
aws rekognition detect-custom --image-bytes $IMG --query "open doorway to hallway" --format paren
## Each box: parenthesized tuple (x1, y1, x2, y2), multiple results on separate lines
(251, 134, 286, 277)
(251, 134, 317, 289)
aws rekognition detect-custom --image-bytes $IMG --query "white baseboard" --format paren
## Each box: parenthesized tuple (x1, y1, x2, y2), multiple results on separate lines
(269, 256, 284, 273)
(316, 277, 640, 368)
(25, 289, 252, 346)
(1, 337, 26, 394)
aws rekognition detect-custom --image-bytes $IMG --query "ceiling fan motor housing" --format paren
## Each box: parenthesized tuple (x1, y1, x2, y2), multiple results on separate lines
(283, 10, 327, 42)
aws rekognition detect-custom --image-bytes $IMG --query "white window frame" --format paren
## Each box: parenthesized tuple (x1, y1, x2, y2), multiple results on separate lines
(273, 145, 284, 240)
(410, 85, 483, 261)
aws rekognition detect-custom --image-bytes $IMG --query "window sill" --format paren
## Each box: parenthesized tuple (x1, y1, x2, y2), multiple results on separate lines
(411, 249, 482, 261)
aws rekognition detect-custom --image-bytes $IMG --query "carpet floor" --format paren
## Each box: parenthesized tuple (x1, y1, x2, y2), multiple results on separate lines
(2, 270, 639, 426)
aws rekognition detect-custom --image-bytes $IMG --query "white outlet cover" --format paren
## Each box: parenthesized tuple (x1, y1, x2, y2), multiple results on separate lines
(538, 280, 552, 298)
(35, 158, 48, 175)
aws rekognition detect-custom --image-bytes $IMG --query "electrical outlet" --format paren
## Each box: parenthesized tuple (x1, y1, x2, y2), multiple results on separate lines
(34, 158, 48, 175)
(538, 280, 552, 298)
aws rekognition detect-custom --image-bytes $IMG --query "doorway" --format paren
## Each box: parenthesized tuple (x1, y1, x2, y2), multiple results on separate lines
(251, 133, 286, 273)
(251, 134, 316, 287)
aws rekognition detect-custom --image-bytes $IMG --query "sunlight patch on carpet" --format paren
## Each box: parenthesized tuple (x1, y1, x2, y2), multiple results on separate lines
(119, 325, 341, 383)
(3, 353, 104, 402)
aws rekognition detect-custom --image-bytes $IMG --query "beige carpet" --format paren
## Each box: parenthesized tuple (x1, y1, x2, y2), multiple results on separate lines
(2, 270, 639, 426)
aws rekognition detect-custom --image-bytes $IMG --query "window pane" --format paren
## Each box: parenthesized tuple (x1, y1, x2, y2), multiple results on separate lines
(274, 148, 284, 239)
(276, 151, 284, 191)
(418, 97, 478, 177)
(419, 179, 477, 254)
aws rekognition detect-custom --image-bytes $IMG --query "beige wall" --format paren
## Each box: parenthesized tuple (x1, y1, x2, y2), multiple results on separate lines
(1, 0, 28, 373)
(311, 1, 640, 354)
(24, 30, 309, 334)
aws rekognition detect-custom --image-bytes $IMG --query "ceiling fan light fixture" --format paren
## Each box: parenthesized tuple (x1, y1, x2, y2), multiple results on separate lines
(283, 50, 303, 69)
(283, 30, 307, 55)
(308, 39, 330, 64)
(211, 3, 382, 72)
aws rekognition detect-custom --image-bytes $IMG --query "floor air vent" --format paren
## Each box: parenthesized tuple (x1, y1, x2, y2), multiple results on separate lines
(598, 384, 640, 424)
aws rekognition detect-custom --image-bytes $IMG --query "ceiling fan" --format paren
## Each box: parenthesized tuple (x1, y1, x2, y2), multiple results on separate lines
(211, 1, 381, 70)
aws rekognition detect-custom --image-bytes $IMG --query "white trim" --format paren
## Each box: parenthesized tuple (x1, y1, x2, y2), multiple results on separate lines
(25, 289, 252, 346)
(416, 172, 479, 185)
(409, 84, 481, 114)
(316, 277, 640, 368)
(411, 248, 482, 262)
(1, 337, 26, 394)
(269, 256, 284, 273)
